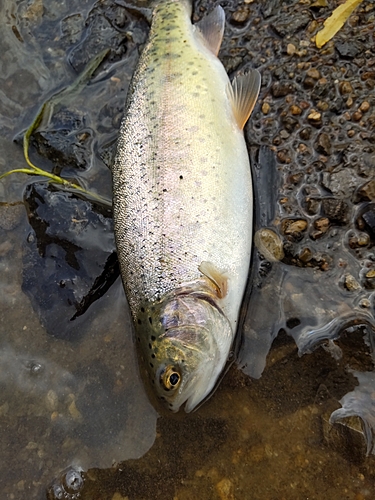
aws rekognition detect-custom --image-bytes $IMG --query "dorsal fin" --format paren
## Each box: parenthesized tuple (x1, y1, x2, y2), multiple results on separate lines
(227, 69, 261, 130)
(195, 5, 225, 56)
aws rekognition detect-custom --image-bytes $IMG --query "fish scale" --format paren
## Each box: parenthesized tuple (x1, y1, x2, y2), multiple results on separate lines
(112, 0, 260, 412)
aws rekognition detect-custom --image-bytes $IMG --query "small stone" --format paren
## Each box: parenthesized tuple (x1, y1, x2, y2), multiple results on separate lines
(277, 150, 291, 163)
(322, 198, 348, 224)
(299, 127, 312, 140)
(254, 228, 284, 262)
(359, 101, 370, 113)
(344, 274, 361, 291)
(339, 81, 353, 95)
(290, 104, 302, 115)
(314, 217, 330, 233)
(317, 100, 329, 111)
(262, 102, 270, 114)
(314, 132, 331, 155)
(282, 219, 308, 237)
(346, 97, 353, 108)
(303, 76, 316, 89)
(111, 493, 129, 500)
(271, 81, 294, 98)
(366, 269, 375, 278)
(307, 110, 321, 122)
(216, 478, 235, 500)
(352, 110, 363, 122)
(287, 43, 296, 55)
(306, 68, 320, 79)
(357, 180, 375, 201)
(347, 129, 355, 138)
(231, 7, 250, 23)
(299, 247, 312, 263)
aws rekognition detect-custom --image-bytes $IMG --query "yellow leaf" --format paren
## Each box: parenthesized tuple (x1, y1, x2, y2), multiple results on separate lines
(315, 0, 364, 49)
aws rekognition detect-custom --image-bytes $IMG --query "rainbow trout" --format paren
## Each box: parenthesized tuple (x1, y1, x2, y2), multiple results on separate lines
(112, 0, 260, 412)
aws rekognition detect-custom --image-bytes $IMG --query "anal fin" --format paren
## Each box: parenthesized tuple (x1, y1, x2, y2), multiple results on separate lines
(227, 70, 261, 130)
(198, 261, 228, 299)
(195, 5, 225, 56)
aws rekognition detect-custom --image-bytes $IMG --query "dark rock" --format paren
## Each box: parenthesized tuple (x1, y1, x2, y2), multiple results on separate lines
(299, 127, 312, 140)
(271, 81, 294, 98)
(335, 40, 363, 59)
(271, 11, 311, 38)
(282, 115, 298, 132)
(22, 183, 119, 341)
(322, 198, 348, 224)
(357, 180, 375, 201)
(314, 132, 331, 155)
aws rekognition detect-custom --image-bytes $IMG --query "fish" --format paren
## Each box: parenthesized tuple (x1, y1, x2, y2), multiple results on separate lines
(111, 0, 261, 412)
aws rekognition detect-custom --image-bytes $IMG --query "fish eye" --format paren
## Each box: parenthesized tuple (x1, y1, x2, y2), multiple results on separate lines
(160, 365, 181, 390)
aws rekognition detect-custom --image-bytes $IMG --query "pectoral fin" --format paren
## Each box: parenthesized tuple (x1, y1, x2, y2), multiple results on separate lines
(198, 261, 228, 299)
(195, 5, 225, 56)
(227, 70, 261, 130)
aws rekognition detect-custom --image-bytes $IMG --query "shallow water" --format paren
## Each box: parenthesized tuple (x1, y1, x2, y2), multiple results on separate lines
(1, 0, 375, 499)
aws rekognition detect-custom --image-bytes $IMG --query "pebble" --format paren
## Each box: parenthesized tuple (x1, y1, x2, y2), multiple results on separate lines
(359, 101, 370, 112)
(314, 217, 330, 233)
(344, 274, 361, 291)
(282, 219, 308, 236)
(322, 198, 348, 223)
(216, 478, 235, 500)
(306, 68, 320, 80)
(339, 81, 353, 95)
(352, 110, 363, 122)
(287, 43, 296, 55)
(358, 180, 375, 201)
(231, 7, 250, 23)
(290, 104, 302, 115)
(254, 228, 285, 262)
(314, 132, 331, 155)
(262, 102, 270, 114)
(307, 110, 321, 121)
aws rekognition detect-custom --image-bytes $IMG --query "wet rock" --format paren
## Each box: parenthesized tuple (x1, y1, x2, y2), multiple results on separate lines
(314, 132, 331, 155)
(271, 81, 294, 98)
(364, 269, 375, 290)
(281, 219, 308, 241)
(322, 168, 357, 197)
(261, 102, 271, 114)
(231, 6, 250, 24)
(343, 274, 361, 292)
(359, 101, 370, 113)
(271, 11, 311, 38)
(335, 40, 363, 59)
(322, 198, 348, 224)
(22, 183, 119, 341)
(339, 81, 354, 95)
(216, 478, 235, 500)
(61, 14, 84, 46)
(348, 231, 370, 249)
(299, 127, 312, 140)
(358, 205, 375, 239)
(322, 413, 367, 464)
(307, 110, 322, 126)
(254, 228, 284, 262)
(357, 180, 375, 201)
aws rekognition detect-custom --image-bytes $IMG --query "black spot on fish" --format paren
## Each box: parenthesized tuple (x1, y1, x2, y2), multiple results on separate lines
(137, 319, 142, 325)
(141, 307, 145, 313)
(179, 175, 183, 180)
(150, 363, 154, 368)
(152, 354, 155, 359)
(149, 317, 153, 325)
(137, 337, 140, 342)
(149, 343, 152, 349)
(151, 335, 156, 341)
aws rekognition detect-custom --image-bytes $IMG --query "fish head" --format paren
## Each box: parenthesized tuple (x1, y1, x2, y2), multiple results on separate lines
(138, 292, 233, 412)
